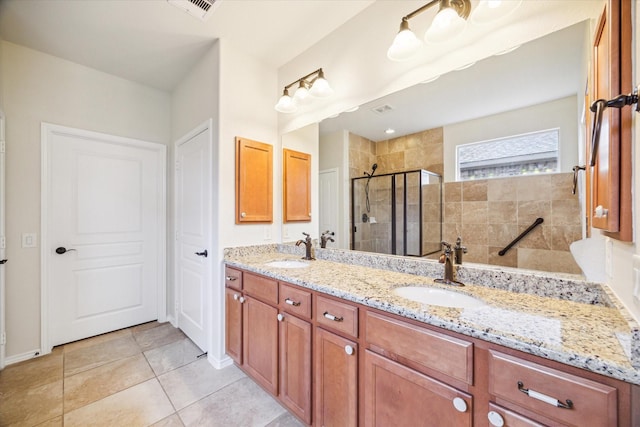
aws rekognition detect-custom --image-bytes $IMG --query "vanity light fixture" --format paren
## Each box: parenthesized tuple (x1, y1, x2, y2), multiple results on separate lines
(275, 68, 334, 113)
(387, 0, 522, 61)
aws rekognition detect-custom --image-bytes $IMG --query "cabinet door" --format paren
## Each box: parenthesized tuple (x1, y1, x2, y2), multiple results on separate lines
(243, 296, 278, 394)
(315, 328, 357, 427)
(283, 148, 311, 222)
(589, 0, 632, 240)
(225, 287, 243, 364)
(235, 137, 273, 223)
(364, 350, 472, 427)
(279, 313, 312, 424)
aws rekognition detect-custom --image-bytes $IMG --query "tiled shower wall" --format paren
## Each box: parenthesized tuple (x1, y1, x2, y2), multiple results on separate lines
(443, 173, 582, 274)
(348, 128, 582, 274)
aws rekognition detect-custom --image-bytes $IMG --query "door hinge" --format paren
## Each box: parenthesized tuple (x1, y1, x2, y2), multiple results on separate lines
(175, 160, 180, 171)
(0, 236, 5, 249)
(1, 332, 6, 346)
(175, 231, 180, 241)
(0, 140, 5, 153)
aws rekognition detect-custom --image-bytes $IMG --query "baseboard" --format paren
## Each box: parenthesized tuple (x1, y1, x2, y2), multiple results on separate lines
(166, 314, 177, 328)
(208, 353, 233, 370)
(5, 349, 42, 366)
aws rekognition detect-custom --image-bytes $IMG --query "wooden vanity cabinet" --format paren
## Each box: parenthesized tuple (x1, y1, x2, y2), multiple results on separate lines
(224, 267, 243, 364)
(278, 283, 313, 424)
(315, 327, 358, 427)
(224, 270, 279, 395)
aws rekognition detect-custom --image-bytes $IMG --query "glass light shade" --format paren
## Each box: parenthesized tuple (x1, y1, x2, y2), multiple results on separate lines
(471, 0, 522, 24)
(425, 7, 467, 44)
(293, 82, 311, 104)
(275, 90, 297, 113)
(309, 76, 333, 98)
(387, 21, 422, 61)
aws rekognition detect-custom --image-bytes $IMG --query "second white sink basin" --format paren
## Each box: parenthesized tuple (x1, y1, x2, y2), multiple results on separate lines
(265, 260, 310, 269)
(394, 286, 485, 309)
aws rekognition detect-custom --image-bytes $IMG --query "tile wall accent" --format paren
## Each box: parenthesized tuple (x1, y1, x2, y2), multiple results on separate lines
(443, 173, 582, 274)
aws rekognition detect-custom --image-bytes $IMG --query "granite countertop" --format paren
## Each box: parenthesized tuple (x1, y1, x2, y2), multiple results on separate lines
(224, 245, 640, 385)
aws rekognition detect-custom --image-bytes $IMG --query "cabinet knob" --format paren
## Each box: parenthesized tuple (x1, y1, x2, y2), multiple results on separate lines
(241, 212, 246, 218)
(452, 397, 467, 413)
(594, 205, 608, 218)
(239, 296, 245, 303)
(344, 345, 355, 355)
(233, 294, 239, 301)
(277, 313, 284, 322)
(487, 411, 505, 427)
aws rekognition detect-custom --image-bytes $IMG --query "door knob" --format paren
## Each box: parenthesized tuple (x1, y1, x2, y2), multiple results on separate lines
(55, 247, 76, 254)
(195, 250, 208, 257)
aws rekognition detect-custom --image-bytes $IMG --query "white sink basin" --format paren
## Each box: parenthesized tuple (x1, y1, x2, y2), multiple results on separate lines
(265, 260, 310, 269)
(393, 286, 485, 309)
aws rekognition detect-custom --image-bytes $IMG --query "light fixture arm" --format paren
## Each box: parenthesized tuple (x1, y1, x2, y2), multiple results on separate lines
(402, 0, 439, 22)
(283, 68, 324, 92)
(399, 0, 471, 24)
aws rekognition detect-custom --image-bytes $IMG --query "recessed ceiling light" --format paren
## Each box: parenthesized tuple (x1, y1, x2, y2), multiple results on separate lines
(385, 128, 396, 135)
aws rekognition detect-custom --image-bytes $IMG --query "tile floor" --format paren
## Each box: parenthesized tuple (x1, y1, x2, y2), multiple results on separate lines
(0, 322, 303, 427)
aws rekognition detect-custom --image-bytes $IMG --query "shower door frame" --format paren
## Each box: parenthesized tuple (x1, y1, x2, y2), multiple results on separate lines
(350, 169, 441, 257)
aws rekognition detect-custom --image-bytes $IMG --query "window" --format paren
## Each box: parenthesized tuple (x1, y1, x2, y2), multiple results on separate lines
(456, 129, 559, 181)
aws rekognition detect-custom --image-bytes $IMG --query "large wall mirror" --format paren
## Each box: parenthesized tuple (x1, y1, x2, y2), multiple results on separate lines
(318, 19, 594, 275)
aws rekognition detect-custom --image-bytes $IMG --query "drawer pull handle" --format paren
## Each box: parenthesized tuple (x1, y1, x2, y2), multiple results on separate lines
(226, 276, 237, 281)
(517, 381, 573, 409)
(284, 298, 301, 307)
(323, 312, 343, 322)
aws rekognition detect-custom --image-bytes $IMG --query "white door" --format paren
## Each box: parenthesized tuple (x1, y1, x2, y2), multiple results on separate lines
(0, 111, 6, 369)
(319, 168, 340, 248)
(43, 123, 166, 348)
(175, 121, 212, 351)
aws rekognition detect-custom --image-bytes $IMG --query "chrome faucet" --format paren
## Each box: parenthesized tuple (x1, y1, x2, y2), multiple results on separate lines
(320, 230, 335, 248)
(296, 232, 315, 260)
(435, 241, 464, 286)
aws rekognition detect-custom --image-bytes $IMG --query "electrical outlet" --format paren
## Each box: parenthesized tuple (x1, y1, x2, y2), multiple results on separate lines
(264, 226, 272, 240)
(283, 226, 290, 240)
(21, 233, 37, 248)
(633, 255, 640, 304)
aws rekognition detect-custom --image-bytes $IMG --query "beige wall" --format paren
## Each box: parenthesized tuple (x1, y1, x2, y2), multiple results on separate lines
(1, 41, 171, 358)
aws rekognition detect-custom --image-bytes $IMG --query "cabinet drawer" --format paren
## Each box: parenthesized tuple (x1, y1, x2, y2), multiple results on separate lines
(488, 351, 617, 427)
(365, 311, 473, 385)
(316, 295, 358, 338)
(243, 272, 278, 305)
(279, 283, 312, 319)
(487, 403, 545, 427)
(224, 266, 242, 290)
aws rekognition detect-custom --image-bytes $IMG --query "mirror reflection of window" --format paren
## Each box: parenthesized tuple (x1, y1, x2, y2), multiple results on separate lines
(456, 128, 559, 181)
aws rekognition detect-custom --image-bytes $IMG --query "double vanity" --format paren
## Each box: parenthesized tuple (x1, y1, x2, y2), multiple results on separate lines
(224, 243, 640, 426)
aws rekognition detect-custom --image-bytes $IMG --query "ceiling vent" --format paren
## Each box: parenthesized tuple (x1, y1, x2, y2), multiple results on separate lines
(167, 0, 218, 22)
(371, 104, 395, 115)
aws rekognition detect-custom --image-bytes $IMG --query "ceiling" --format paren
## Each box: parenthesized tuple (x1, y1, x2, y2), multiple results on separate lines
(319, 20, 588, 142)
(0, 0, 374, 91)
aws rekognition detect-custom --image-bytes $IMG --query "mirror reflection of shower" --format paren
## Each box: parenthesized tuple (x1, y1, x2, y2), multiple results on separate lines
(363, 163, 378, 221)
(352, 169, 442, 257)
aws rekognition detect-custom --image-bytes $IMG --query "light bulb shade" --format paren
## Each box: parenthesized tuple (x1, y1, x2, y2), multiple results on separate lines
(309, 71, 333, 98)
(293, 82, 311, 104)
(425, 7, 467, 43)
(471, 0, 522, 24)
(275, 90, 297, 113)
(387, 25, 423, 61)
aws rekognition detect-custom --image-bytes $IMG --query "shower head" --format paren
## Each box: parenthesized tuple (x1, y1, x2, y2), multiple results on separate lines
(364, 163, 378, 178)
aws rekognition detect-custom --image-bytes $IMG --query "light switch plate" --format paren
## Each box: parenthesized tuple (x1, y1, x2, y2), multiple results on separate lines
(283, 226, 290, 240)
(264, 225, 272, 241)
(633, 255, 640, 304)
(21, 233, 37, 248)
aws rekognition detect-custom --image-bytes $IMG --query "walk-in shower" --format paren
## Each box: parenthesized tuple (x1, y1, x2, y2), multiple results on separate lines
(351, 169, 442, 257)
